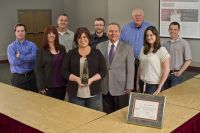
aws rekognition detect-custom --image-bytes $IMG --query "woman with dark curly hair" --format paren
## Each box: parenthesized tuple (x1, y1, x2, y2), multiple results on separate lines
(61, 27, 107, 110)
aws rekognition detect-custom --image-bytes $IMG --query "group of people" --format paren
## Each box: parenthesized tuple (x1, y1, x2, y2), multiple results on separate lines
(7, 8, 192, 114)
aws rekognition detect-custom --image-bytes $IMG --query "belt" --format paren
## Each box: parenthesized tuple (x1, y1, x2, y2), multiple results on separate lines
(169, 70, 179, 74)
(14, 70, 34, 76)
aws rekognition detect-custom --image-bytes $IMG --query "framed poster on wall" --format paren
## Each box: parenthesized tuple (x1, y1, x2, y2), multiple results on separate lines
(160, 0, 200, 39)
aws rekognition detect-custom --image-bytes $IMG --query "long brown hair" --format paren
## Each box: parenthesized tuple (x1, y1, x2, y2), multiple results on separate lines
(42, 25, 60, 52)
(143, 26, 161, 55)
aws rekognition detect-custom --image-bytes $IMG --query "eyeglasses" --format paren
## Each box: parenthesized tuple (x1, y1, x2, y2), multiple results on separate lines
(94, 24, 104, 27)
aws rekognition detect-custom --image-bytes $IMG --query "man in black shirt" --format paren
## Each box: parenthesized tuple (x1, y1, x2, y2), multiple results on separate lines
(91, 18, 108, 47)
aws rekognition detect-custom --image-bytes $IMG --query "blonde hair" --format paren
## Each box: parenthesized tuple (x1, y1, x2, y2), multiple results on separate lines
(132, 8, 144, 16)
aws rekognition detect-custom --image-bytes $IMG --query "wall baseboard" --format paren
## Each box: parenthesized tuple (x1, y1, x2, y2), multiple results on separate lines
(191, 61, 200, 67)
(186, 66, 200, 73)
(0, 60, 8, 64)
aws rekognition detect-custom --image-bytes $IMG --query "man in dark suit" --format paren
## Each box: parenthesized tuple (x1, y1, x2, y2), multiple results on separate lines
(97, 22, 135, 114)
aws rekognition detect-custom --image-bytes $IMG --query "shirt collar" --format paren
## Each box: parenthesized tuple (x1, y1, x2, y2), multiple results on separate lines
(108, 40, 119, 48)
(170, 36, 181, 43)
(94, 32, 106, 39)
(132, 21, 144, 29)
(58, 29, 70, 35)
(16, 39, 26, 44)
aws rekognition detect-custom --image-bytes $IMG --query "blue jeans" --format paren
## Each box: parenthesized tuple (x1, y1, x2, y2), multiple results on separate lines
(68, 94, 100, 110)
(139, 80, 158, 94)
(164, 74, 184, 90)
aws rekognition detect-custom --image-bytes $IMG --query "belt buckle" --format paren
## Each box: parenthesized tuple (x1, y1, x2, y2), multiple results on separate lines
(24, 71, 31, 76)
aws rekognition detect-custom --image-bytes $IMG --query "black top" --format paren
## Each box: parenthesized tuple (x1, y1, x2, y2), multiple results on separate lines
(61, 47, 107, 97)
(35, 45, 66, 91)
(91, 32, 108, 48)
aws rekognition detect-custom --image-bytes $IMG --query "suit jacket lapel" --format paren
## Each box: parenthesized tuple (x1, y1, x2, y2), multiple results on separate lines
(97, 41, 110, 68)
(103, 42, 110, 68)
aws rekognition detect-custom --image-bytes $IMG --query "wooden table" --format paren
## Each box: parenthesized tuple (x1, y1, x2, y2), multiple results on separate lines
(194, 74, 200, 79)
(159, 78, 200, 111)
(67, 103, 199, 133)
(0, 82, 106, 133)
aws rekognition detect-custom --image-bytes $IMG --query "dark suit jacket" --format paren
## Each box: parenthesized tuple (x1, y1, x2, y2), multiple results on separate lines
(61, 47, 107, 97)
(96, 40, 135, 96)
(35, 45, 66, 91)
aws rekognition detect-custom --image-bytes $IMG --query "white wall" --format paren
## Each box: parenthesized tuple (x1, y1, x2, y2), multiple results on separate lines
(187, 40, 200, 64)
(64, 0, 108, 32)
(107, 0, 159, 28)
(0, 0, 64, 60)
(1, 0, 200, 64)
(64, 0, 200, 64)
(63, 0, 76, 30)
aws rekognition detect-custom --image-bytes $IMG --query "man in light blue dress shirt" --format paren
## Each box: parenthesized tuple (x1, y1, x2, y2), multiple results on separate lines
(120, 8, 151, 91)
(7, 23, 37, 92)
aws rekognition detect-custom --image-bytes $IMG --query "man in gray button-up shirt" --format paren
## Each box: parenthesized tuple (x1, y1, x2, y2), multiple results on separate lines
(57, 13, 75, 52)
(163, 21, 192, 89)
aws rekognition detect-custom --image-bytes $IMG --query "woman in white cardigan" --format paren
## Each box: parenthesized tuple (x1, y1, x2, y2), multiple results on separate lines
(136, 26, 170, 95)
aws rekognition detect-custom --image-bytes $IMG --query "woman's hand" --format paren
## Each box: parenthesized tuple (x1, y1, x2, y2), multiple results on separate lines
(153, 87, 161, 95)
(76, 77, 86, 87)
(39, 89, 48, 95)
(87, 78, 94, 86)
(87, 74, 101, 86)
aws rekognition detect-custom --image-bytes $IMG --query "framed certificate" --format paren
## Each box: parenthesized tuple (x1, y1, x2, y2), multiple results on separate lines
(127, 92, 166, 128)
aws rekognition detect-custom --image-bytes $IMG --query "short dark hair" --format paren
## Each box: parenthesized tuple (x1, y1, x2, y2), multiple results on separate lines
(169, 21, 180, 29)
(143, 26, 161, 55)
(74, 27, 91, 46)
(57, 13, 68, 19)
(14, 23, 26, 32)
(42, 25, 60, 51)
(94, 17, 105, 25)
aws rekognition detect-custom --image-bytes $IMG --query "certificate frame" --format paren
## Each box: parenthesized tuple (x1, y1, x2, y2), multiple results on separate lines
(127, 92, 166, 128)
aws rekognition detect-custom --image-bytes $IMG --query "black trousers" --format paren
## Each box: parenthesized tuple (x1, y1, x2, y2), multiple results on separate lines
(102, 92, 129, 114)
(133, 58, 140, 92)
(11, 71, 37, 92)
(46, 86, 66, 100)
